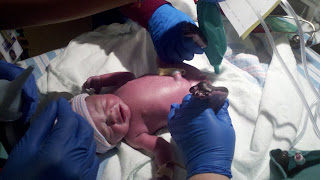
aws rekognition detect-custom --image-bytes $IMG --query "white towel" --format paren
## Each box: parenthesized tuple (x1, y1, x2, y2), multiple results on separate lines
(37, 21, 158, 96)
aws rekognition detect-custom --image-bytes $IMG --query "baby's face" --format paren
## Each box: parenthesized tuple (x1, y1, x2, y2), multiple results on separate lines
(85, 94, 131, 145)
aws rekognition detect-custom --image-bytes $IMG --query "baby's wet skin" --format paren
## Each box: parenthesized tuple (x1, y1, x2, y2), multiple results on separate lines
(82, 63, 229, 179)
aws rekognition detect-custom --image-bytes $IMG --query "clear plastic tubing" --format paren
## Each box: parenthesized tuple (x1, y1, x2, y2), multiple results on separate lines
(282, 0, 320, 140)
(244, 0, 320, 139)
(281, 0, 320, 101)
(290, 99, 318, 149)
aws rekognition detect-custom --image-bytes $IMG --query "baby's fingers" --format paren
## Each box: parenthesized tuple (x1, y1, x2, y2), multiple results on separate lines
(83, 77, 93, 89)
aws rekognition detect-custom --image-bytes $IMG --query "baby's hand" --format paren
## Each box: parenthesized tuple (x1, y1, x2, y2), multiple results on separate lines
(83, 76, 102, 94)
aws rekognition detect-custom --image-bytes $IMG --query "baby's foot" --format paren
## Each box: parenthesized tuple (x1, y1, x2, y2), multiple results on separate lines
(189, 82, 228, 113)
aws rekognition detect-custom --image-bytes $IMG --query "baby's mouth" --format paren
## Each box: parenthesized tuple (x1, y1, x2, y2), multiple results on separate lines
(108, 104, 130, 125)
(114, 105, 124, 124)
(119, 106, 126, 123)
(119, 103, 131, 124)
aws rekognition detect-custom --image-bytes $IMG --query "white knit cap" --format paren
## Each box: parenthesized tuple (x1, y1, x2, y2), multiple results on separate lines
(70, 93, 115, 154)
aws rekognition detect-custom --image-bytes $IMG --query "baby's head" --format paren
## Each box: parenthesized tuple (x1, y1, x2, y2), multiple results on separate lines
(70, 93, 131, 153)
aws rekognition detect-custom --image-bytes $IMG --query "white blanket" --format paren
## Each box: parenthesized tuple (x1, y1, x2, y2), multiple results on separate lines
(35, 1, 319, 179)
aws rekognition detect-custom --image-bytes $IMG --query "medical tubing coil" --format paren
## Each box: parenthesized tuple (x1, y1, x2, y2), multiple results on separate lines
(281, 0, 320, 147)
(282, 0, 320, 141)
(244, 0, 320, 141)
(281, 0, 320, 101)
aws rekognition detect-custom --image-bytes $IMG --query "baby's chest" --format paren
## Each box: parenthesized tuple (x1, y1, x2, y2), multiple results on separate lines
(116, 76, 191, 104)
(118, 77, 191, 133)
(126, 84, 190, 112)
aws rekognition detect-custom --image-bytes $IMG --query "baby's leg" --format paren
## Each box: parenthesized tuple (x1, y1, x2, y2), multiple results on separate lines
(189, 81, 228, 113)
(125, 133, 175, 179)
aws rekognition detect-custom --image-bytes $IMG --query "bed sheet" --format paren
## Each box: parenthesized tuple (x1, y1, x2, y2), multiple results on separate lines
(18, 48, 65, 80)
(15, 1, 320, 179)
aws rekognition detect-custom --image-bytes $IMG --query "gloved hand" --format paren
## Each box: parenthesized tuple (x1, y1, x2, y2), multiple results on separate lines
(148, 4, 207, 63)
(0, 61, 37, 123)
(168, 94, 235, 179)
(0, 98, 99, 180)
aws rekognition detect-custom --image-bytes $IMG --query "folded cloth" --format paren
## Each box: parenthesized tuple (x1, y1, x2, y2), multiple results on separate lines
(70, 93, 115, 154)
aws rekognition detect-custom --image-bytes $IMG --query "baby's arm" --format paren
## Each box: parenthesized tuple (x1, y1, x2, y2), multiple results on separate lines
(83, 72, 136, 94)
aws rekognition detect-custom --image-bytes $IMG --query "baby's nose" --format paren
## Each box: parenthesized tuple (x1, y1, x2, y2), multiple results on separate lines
(106, 118, 116, 126)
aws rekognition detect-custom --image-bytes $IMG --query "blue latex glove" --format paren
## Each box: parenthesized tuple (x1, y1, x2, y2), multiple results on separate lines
(148, 4, 206, 63)
(0, 98, 99, 180)
(0, 61, 37, 123)
(168, 94, 235, 179)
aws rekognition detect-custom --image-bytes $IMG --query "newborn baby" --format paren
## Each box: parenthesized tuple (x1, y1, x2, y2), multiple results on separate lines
(70, 62, 228, 179)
